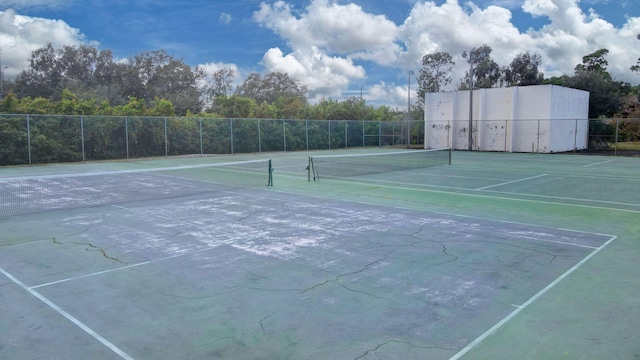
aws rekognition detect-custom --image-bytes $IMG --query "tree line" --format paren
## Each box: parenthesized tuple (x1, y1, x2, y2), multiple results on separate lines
(0, 43, 639, 121)
(418, 45, 640, 119)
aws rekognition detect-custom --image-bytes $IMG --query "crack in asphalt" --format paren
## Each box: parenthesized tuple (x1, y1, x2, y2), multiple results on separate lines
(353, 339, 457, 360)
(302, 251, 394, 297)
(52, 237, 126, 264)
(259, 311, 278, 336)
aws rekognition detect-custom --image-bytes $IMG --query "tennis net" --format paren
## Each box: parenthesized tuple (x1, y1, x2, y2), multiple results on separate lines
(0, 159, 273, 218)
(308, 148, 451, 181)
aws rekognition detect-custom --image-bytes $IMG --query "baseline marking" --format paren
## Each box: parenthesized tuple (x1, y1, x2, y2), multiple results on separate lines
(449, 235, 617, 360)
(475, 174, 548, 191)
(0, 267, 134, 360)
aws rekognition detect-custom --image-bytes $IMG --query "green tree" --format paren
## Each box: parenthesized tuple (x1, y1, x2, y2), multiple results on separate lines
(564, 49, 627, 118)
(575, 49, 611, 78)
(235, 72, 307, 105)
(203, 68, 236, 109)
(460, 45, 501, 90)
(417, 52, 455, 109)
(502, 52, 544, 86)
(132, 50, 205, 115)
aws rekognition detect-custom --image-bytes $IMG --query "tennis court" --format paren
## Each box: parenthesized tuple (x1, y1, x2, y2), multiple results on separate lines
(1, 149, 638, 359)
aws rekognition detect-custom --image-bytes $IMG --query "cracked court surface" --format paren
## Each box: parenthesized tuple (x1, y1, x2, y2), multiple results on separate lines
(0, 186, 611, 360)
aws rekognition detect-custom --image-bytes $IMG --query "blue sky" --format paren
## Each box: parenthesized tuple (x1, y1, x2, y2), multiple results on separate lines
(1, 0, 639, 108)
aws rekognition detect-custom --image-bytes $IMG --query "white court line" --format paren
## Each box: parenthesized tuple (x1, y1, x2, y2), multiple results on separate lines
(583, 159, 615, 167)
(449, 235, 617, 360)
(280, 173, 640, 214)
(31, 246, 219, 289)
(0, 267, 134, 360)
(475, 174, 548, 191)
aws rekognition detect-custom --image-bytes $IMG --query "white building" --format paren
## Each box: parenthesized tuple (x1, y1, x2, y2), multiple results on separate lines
(424, 85, 590, 153)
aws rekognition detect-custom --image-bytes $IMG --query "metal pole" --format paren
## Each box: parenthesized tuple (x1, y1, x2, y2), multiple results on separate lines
(615, 118, 619, 156)
(305, 120, 309, 151)
(164, 117, 168, 158)
(344, 121, 347, 148)
(80, 115, 85, 162)
(407, 70, 413, 148)
(230, 118, 234, 154)
(27, 115, 32, 165)
(283, 119, 286, 152)
(468, 61, 474, 151)
(199, 118, 203, 156)
(125, 117, 129, 160)
(258, 119, 262, 153)
(573, 119, 578, 154)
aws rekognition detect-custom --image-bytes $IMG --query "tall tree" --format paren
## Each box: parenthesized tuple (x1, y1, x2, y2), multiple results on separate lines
(565, 49, 626, 118)
(502, 52, 544, 86)
(575, 48, 611, 79)
(130, 50, 205, 115)
(631, 59, 640, 74)
(202, 67, 236, 110)
(460, 45, 501, 90)
(235, 72, 307, 105)
(417, 52, 455, 109)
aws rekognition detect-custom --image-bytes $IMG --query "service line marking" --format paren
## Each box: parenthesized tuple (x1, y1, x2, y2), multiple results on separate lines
(475, 174, 548, 191)
(0, 267, 134, 360)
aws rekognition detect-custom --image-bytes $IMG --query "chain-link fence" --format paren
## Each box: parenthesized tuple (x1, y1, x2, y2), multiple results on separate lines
(587, 118, 640, 155)
(2, 115, 637, 166)
(0, 115, 426, 165)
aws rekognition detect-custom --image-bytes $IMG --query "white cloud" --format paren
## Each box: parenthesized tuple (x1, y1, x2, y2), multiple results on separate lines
(219, 12, 232, 25)
(0, 9, 88, 78)
(252, 0, 640, 108)
(253, 0, 377, 102)
(262, 46, 365, 102)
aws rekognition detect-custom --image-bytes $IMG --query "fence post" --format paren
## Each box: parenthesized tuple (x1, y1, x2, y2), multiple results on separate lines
(230, 118, 234, 154)
(362, 121, 365, 148)
(536, 119, 540, 153)
(573, 119, 578, 154)
(344, 121, 347, 148)
(283, 119, 287, 152)
(615, 118, 619, 156)
(125, 117, 129, 161)
(27, 114, 32, 165)
(81, 115, 86, 162)
(199, 118, 203, 156)
(258, 119, 262, 153)
(305, 120, 309, 151)
(378, 121, 381, 147)
(164, 117, 168, 158)
(329, 121, 331, 150)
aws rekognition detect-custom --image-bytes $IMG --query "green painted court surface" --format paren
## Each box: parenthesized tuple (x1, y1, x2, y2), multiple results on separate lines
(1, 150, 638, 359)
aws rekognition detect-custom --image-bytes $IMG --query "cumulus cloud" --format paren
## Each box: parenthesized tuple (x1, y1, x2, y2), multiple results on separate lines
(253, 0, 395, 102)
(262, 46, 366, 102)
(0, 9, 88, 78)
(250, 0, 640, 108)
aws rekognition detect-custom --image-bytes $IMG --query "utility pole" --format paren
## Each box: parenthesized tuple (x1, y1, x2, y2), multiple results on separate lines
(462, 50, 475, 151)
(407, 70, 414, 148)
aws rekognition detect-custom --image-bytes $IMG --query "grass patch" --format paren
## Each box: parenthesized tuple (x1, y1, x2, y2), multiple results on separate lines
(612, 142, 640, 150)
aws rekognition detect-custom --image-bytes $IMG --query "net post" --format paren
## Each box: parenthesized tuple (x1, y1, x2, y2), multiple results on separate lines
(307, 157, 311, 182)
(448, 147, 452, 165)
(268, 159, 273, 186)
